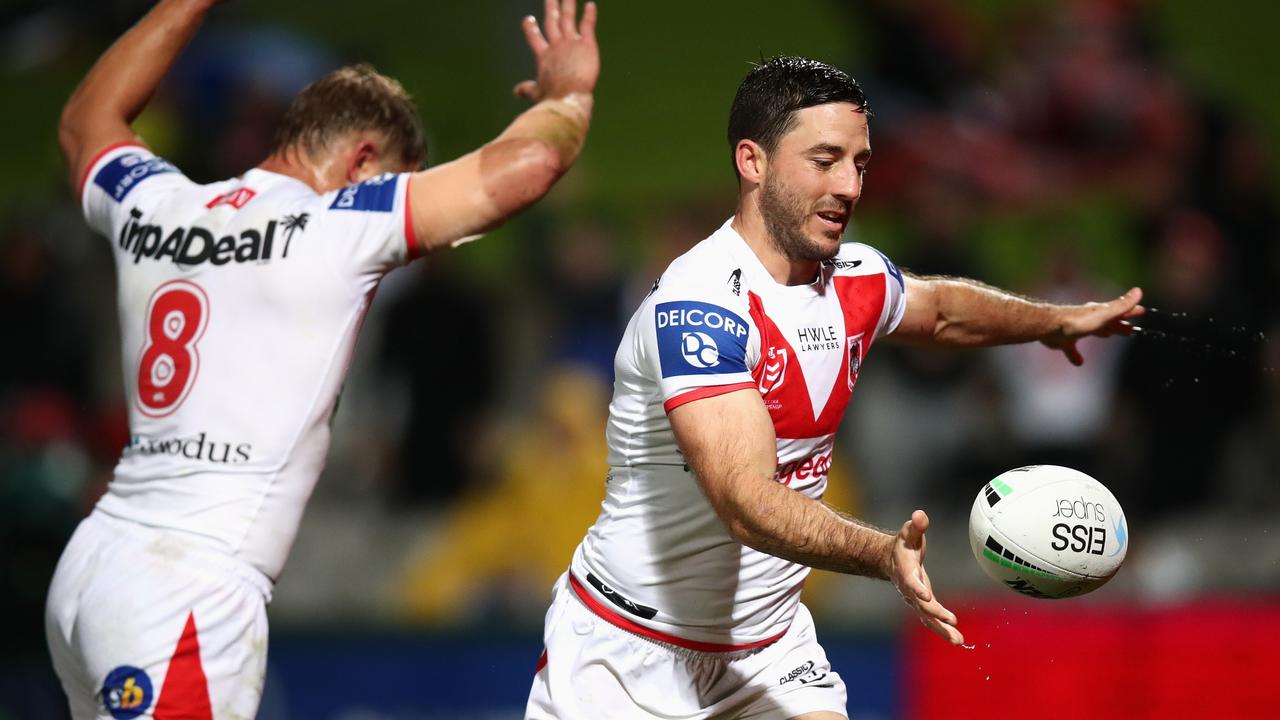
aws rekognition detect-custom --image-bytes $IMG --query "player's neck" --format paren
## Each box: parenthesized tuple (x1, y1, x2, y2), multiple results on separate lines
(731, 200, 821, 287)
(257, 148, 341, 194)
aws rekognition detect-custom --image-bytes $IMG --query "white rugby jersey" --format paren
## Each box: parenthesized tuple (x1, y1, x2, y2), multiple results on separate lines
(80, 143, 418, 580)
(569, 218, 906, 650)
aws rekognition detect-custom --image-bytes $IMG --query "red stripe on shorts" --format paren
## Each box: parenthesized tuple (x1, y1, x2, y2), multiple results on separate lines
(568, 573, 787, 653)
(154, 611, 213, 720)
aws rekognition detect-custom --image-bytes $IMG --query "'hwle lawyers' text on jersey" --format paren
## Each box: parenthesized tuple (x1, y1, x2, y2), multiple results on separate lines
(569, 219, 906, 650)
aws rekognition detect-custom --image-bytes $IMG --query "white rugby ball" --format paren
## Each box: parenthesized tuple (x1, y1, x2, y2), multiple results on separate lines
(968, 465, 1128, 599)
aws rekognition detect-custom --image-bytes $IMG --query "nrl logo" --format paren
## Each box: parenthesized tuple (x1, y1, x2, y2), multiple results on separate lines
(759, 346, 788, 393)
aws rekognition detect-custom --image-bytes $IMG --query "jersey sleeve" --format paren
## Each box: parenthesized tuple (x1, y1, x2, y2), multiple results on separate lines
(318, 172, 417, 275)
(79, 143, 191, 238)
(635, 282, 759, 414)
(871, 246, 907, 338)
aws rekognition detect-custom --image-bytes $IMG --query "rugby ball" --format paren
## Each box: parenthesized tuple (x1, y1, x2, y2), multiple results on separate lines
(968, 465, 1128, 599)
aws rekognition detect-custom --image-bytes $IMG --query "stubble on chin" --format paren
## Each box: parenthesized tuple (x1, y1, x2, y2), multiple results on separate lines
(760, 177, 840, 263)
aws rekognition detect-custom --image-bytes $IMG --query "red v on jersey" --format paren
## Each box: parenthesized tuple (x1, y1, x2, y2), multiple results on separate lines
(748, 273, 888, 440)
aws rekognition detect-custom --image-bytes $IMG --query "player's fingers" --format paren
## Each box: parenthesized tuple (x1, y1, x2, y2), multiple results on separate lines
(902, 509, 928, 548)
(917, 595, 959, 628)
(579, 1, 598, 40)
(913, 567, 934, 603)
(522, 15, 549, 57)
(922, 615, 965, 646)
(543, 0, 562, 42)
(1063, 341, 1084, 366)
(513, 80, 541, 101)
(561, 0, 577, 38)
(898, 564, 929, 602)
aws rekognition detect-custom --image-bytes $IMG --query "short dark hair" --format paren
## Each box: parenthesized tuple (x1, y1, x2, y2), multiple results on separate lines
(726, 56, 871, 176)
(270, 63, 427, 168)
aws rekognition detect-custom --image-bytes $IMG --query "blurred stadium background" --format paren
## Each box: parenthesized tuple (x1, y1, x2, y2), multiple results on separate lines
(2, 0, 1278, 718)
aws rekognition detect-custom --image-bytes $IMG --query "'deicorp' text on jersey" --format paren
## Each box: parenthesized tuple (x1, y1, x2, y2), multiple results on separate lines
(81, 143, 418, 580)
(569, 218, 906, 649)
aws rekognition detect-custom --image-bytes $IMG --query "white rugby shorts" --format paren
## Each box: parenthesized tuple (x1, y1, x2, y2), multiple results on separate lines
(45, 510, 272, 720)
(526, 572, 847, 719)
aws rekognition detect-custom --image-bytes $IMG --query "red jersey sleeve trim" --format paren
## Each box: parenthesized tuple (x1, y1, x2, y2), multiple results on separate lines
(403, 174, 421, 260)
(663, 381, 757, 414)
(76, 140, 147, 204)
(568, 573, 786, 653)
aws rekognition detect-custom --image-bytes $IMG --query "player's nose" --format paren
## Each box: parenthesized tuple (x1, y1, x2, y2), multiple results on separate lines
(830, 163, 862, 204)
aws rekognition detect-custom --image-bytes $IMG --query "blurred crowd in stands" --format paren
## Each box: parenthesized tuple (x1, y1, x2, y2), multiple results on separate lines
(2, 0, 1278, 655)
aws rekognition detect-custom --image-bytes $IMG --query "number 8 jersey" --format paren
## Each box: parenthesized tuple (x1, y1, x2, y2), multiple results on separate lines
(80, 143, 418, 581)
(569, 218, 906, 649)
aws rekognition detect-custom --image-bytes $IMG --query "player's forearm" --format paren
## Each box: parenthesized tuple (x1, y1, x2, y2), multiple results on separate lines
(495, 92, 593, 179)
(914, 275, 1064, 347)
(719, 476, 895, 580)
(60, 0, 214, 160)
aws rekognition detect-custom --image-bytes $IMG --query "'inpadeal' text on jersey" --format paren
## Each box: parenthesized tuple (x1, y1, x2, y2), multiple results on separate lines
(80, 143, 418, 581)
(570, 219, 906, 650)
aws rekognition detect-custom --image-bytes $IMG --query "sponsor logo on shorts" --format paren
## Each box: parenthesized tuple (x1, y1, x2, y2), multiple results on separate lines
(778, 660, 828, 686)
(655, 301, 749, 378)
(101, 666, 153, 719)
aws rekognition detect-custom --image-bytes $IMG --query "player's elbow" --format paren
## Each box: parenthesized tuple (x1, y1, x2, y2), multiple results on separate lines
(58, 102, 85, 164)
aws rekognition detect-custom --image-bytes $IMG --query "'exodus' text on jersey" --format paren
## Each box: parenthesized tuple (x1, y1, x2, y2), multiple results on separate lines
(81, 144, 417, 580)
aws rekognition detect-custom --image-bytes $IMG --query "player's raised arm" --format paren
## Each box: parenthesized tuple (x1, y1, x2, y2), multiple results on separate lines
(667, 389, 965, 645)
(59, 0, 218, 192)
(405, 0, 599, 254)
(890, 274, 1146, 366)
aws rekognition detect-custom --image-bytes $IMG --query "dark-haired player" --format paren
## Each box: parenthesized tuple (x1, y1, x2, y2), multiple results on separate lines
(526, 56, 1142, 719)
(45, 1, 598, 717)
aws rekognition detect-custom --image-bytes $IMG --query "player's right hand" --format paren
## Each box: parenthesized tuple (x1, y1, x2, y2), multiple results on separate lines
(889, 510, 965, 646)
(514, 0, 600, 102)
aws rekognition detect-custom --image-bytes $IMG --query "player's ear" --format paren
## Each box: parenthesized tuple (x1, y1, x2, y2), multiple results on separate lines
(735, 139, 767, 185)
(346, 138, 382, 184)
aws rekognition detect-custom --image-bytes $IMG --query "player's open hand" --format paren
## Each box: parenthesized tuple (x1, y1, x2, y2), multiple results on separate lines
(1040, 287, 1145, 366)
(514, 0, 599, 102)
(888, 510, 964, 646)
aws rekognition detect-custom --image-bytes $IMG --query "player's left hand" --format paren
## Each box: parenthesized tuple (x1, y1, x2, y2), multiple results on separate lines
(514, 0, 600, 102)
(1040, 286, 1145, 366)
(889, 510, 964, 646)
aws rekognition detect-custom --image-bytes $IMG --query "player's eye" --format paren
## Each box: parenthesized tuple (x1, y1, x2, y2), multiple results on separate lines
(812, 158, 835, 170)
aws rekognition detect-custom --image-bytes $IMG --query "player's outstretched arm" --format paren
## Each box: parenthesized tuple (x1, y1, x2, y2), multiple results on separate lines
(668, 389, 964, 645)
(405, 0, 599, 254)
(890, 274, 1145, 366)
(59, 0, 219, 192)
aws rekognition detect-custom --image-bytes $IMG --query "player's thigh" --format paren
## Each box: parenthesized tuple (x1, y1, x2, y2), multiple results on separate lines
(49, 519, 269, 719)
(734, 604, 847, 720)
